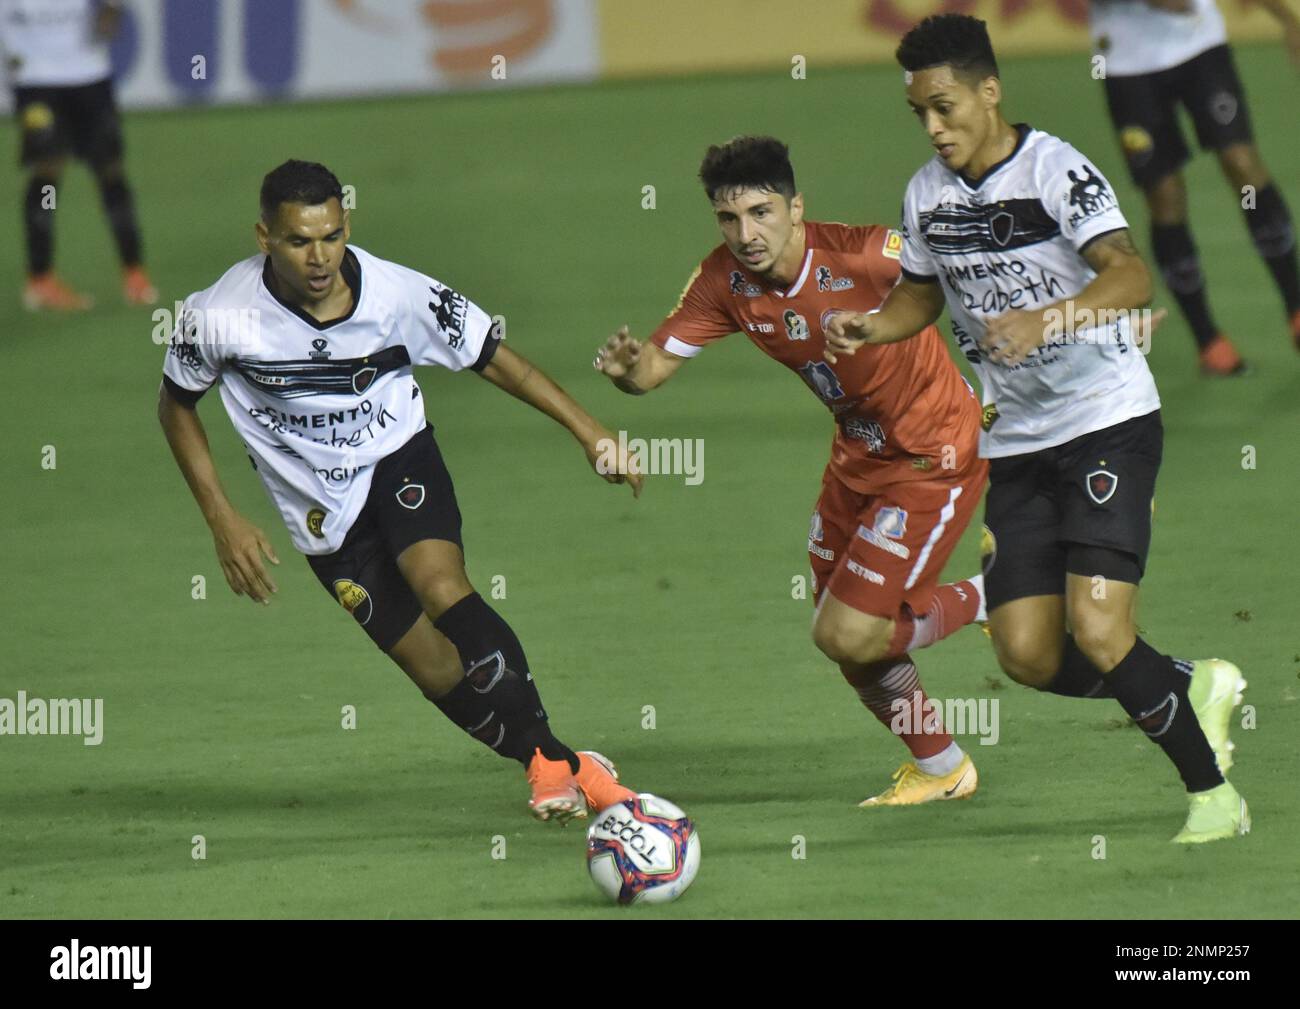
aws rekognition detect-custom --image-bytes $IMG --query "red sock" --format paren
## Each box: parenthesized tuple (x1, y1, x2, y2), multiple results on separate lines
(840, 657, 952, 759)
(887, 579, 982, 655)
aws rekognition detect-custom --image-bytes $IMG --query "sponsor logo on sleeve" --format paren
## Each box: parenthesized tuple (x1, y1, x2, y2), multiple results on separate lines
(1066, 164, 1116, 228)
(883, 229, 903, 260)
(428, 283, 468, 350)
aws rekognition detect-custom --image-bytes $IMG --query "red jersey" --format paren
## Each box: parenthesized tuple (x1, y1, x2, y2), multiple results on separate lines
(649, 221, 982, 493)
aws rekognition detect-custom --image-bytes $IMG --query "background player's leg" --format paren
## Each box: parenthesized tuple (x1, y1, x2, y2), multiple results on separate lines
(24, 157, 61, 276)
(1217, 141, 1300, 343)
(92, 157, 157, 305)
(1145, 172, 1238, 369)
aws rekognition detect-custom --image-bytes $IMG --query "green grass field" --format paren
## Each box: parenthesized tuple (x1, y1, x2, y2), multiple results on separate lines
(3, 46, 1298, 919)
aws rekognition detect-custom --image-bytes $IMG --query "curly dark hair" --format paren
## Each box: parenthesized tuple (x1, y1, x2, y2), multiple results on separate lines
(896, 14, 999, 85)
(698, 136, 796, 203)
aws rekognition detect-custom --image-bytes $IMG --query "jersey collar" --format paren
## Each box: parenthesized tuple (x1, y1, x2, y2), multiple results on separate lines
(261, 247, 362, 330)
(772, 247, 815, 299)
(956, 122, 1032, 191)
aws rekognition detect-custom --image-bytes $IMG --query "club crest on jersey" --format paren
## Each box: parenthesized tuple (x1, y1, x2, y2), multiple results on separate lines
(989, 209, 1015, 248)
(784, 310, 810, 341)
(352, 365, 377, 395)
(309, 337, 331, 361)
(1066, 164, 1115, 227)
(729, 270, 762, 297)
(874, 506, 908, 540)
(883, 229, 903, 260)
(306, 508, 327, 538)
(428, 283, 468, 349)
(396, 482, 426, 510)
(1086, 469, 1118, 505)
(333, 578, 373, 626)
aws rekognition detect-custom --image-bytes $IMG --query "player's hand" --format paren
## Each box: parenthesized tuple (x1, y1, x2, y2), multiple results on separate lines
(980, 308, 1050, 367)
(1284, 18, 1300, 71)
(593, 326, 642, 381)
(1130, 307, 1168, 352)
(210, 511, 280, 605)
(823, 311, 874, 363)
(582, 423, 643, 498)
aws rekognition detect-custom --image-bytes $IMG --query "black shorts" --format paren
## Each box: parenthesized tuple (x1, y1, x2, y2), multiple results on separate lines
(1102, 44, 1254, 188)
(981, 410, 1162, 609)
(13, 77, 123, 168)
(306, 423, 463, 652)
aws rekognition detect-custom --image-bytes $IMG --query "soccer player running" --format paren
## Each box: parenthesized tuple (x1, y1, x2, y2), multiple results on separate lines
(159, 160, 639, 825)
(1089, 0, 1300, 374)
(825, 14, 1248, 842)
(2, 0, 158, 309)
(594, 136, 990, 807)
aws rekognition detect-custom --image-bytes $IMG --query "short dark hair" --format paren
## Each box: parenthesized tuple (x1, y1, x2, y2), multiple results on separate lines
(698, 136, 796, 204)
(259, 160, 344, 222)
(895, 14, 999, 86)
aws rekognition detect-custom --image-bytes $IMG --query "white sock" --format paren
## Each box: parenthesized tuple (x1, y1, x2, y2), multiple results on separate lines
(916, 741, 964, 777)
(970, 573, 986, 623)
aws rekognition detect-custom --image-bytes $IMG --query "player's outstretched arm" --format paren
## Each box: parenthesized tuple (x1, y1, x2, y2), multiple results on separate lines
(1250, 0, 1300, 67)
(478, 343, 644, 497)
(157, 381, 280, 604)
(823, 278, 946, 363)
(593, 325, 686, 395)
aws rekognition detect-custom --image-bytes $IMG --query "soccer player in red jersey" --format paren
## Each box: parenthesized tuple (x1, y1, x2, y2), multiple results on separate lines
(594, 137, 989, 806)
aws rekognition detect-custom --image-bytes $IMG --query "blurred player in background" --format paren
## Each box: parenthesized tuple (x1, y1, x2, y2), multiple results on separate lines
(826, 14, 1249, 842)
(595, 136, 990, 808)
(1, 0, 157, 309)
(1090, 0, 1300, 374)
(159, 160, 639, 825)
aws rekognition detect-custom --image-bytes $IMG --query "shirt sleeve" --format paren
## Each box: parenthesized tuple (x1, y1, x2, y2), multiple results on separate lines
(898, 184, 939, 283)
(860, 224, 905, 305)
(648, 262, 737, 359)
(160, 295, 222, 398)
(402, 269, 498, 372)
(1040, 142, 1130, 252)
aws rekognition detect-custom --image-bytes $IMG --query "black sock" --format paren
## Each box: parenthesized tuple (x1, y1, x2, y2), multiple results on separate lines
(95, 174, 142, 266)
(431, 592, 578, 772)
(1244, 183, 1300, 314)
(1151, 222, 1219, 349)
(24, 175, 56, 275)
(1104, 637, 1222, 792)
(1043, 636, 1113, 698)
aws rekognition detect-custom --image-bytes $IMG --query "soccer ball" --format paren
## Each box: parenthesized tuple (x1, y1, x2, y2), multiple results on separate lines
(586, 793, 700, 905)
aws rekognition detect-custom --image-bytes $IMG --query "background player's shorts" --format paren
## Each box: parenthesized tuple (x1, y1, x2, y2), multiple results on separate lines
(306, 423, 463, 652)
(809, 458, 987, 619)
(1103, 45, 1254, 188)
(13, 78, 123, 168)
(982, 410, 1163, 609)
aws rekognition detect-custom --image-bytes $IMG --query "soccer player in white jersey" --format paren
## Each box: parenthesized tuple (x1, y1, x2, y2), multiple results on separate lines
(1, 0, 157, 309)
(158, 160, 640, 825)
(1090, 0, 1300, 374)
(824, 15, 1248, 842)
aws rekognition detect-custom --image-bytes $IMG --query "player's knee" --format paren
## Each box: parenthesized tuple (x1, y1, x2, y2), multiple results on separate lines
(1069, 623, 1131, 675)
(94, 159, 124, 184)
(408, 568, 474, 618)
(29, 158, 64, 182)
(811, 611, 892, 666)
(1145, 175, 1186, 225)
(1218, 145, 1267, 191)
(990, 630, 1057, 688)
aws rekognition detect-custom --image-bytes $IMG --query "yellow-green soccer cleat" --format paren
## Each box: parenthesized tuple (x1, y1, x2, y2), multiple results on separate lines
(1172, 782, 1251, 844)
(1187, 658, 1247, 774)
(858, 754, 977, 807)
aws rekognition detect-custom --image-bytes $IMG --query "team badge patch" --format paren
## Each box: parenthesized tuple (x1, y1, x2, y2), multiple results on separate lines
(1086, 469, 1119, 505)
(352, 365, 377, 395)
(989, 210, 1014, 248)
(981, 403, 1000, 431)
(306, 508, 327, 538)
(21, 102, 54, 132)
(396, 483, 426, 510)
(979, 524, 997, 575)
(333, 579, 373, 626)
(874, 506, 908, 540)
(882, 229, 903, 260)
(783, 310, 809, 341)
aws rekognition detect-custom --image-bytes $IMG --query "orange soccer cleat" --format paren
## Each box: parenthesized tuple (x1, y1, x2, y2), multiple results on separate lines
(575, 750, 636, 813)
(1198, 334, 1247, 377)
(23, 272, 94, 311)
(526, 748, 585, 825)
(123, 265, 159, 306)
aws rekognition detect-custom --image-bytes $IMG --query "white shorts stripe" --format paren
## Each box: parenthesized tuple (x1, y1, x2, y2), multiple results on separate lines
(903, 486, 963, 591)
(661, 335, 705, 359)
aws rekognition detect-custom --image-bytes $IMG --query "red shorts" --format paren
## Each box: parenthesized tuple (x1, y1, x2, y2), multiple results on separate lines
(809, 459, 988, 618)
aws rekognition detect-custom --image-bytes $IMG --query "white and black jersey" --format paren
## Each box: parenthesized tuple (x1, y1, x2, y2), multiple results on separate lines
(0, 0, 111, 87)
(899, 124, 1160, 459)
(161, 245, 498, 555)
(1090, 0, 1227, 77)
